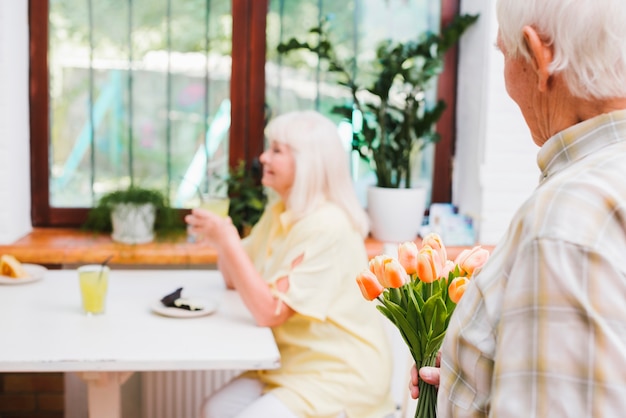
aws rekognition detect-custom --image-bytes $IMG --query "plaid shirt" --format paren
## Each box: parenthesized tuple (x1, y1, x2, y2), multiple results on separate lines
(438, 110, 626, 417)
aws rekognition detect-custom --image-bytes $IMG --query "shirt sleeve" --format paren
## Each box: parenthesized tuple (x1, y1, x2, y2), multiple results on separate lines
(273, 222, 346, 321)
(268, 205, 365, 321)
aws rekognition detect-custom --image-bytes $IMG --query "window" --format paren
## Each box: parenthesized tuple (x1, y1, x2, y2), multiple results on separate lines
(29, 0, 459, 227)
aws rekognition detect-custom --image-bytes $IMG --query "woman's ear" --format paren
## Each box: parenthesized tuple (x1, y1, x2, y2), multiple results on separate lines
(522, 25, 553, 92)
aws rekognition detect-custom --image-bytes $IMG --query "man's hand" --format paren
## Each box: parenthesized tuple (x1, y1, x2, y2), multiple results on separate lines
(409, 353, 441, 399)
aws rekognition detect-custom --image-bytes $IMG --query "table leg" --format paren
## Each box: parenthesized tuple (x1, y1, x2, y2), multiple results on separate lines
(75, 371, 134, 418)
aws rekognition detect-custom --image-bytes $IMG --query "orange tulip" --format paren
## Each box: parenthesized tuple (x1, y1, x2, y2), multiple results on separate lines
(382, 258, 409, 288)
(416, 245, 441, 283)
(356, 269, 385, 301)
(368, 255, 387, 281)
(448, 276, 470, 303)
(455, 246, 490, 277)
(398, 241, 419, 275)
(421, 233, 447, 267)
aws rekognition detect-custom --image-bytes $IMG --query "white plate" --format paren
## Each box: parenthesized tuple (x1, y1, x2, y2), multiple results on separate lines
(0, 264, 47, 285)
(151, 299, 218, 318)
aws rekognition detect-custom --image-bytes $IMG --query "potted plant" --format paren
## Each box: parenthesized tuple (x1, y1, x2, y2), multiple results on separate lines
(278, 13, 479, 242)
(83, 186, 184, 244)
(226, 159, 267, 237)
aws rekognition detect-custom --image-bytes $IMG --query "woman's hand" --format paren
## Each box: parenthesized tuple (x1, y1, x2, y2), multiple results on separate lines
(409, 353, 441, 399)
(185, 208, 238, 248)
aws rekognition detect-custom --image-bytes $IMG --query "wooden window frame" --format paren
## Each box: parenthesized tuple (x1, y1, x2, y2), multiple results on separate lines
(28, 0, 458, 227)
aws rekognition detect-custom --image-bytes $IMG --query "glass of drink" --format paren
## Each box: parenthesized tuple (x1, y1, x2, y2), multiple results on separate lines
(199, 193, 230, 218)
(187, 192, 231, 242)
(78, 264, 110, 315)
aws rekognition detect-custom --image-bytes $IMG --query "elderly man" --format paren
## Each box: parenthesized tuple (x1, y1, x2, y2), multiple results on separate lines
(410, 0, 626, 416)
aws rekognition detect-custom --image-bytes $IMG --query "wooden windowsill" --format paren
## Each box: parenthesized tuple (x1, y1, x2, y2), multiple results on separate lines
(0, 228, 216, 268)
(0, 228, 485, 268)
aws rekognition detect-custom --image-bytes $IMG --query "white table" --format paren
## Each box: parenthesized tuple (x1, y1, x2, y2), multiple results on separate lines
(0, 269, 280, 418)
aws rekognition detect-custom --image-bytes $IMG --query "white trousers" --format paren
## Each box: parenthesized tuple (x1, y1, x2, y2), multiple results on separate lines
(199, 377, 299, 418)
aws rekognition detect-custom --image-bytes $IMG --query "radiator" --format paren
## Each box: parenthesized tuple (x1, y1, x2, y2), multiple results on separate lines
(141, 370, 240, 418)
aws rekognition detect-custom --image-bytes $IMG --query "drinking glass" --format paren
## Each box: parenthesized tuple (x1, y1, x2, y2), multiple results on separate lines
(78, 264, 110, 315)
(187, 193, 231, 242)
(199, 193, 230, 218)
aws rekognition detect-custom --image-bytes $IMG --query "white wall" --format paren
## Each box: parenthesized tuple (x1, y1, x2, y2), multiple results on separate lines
(1, 0, 539, 247)
(0, 0, 32, 244)
(454, 0, 539, 245)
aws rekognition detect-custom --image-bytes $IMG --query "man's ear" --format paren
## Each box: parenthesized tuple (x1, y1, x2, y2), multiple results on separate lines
(522, 25, 553, 92)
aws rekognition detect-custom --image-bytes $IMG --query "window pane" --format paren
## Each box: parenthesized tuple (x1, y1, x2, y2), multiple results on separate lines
(266, 0, 441, 205)
(49, 0, 233, 209)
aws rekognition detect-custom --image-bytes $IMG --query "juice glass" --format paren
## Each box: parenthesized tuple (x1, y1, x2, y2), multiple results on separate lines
(199, 194, 230, 218)
(187, 193, 231, 242)
(78, 265, 110, 315)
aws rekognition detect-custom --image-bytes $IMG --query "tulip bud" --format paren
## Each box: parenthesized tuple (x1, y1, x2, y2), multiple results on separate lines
(448, 276, 470, 303)
(416, 245, 441, 283)
(455, 246, 490, 277)
(368, 255, 386, 282)
(421, 233, 447, 267)
(356, 269, 385, 301)
(382, 258, 409, 288)
(398, 241, 419, 275)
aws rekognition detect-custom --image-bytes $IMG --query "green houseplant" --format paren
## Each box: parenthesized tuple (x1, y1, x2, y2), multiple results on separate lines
(226, 160, 267, 237)
(278, 13, 478, 189)
(278, 13, 478, 242)
(83, 186, 184, 243)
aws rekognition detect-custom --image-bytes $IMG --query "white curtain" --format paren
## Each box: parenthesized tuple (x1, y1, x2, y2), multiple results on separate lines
(0, 0, 32, 244)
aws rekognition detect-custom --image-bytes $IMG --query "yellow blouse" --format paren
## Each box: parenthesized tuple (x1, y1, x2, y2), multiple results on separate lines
(242, 200, 395, 418)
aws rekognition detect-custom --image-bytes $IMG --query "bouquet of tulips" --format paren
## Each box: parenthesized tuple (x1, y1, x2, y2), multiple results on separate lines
(356, 233, 490, 418)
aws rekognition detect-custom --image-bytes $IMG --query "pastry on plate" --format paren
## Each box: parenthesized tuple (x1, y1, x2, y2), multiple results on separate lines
(160, 287, 204, 311)
(0, 254, 29, 279)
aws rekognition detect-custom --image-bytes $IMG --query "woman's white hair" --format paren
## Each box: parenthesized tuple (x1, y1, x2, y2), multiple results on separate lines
(265, 110, 370, 237)
(497, 0, 626, 99)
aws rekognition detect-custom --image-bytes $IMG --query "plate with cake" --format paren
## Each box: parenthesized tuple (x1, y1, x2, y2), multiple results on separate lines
(0, 254, 47, 284)
(151, 287, 218, 318)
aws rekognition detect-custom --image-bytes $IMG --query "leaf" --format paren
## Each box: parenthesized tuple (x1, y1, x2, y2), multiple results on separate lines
(430, 297, 448, 337)
(424, 330, 447, 356)
(381, 301, 423, 361)
(422, 294, 439, 332)
(406, 284, 424, 328)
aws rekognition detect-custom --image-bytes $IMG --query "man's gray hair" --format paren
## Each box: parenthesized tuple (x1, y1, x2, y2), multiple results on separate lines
(497, 0, 626, 99)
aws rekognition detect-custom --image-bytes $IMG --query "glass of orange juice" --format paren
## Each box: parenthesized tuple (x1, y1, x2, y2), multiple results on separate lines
(78, 265, 110, 315)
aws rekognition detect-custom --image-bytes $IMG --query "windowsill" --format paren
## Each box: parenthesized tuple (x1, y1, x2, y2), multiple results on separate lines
(0, 228, 217, 268)
(0, 228, 487, 268)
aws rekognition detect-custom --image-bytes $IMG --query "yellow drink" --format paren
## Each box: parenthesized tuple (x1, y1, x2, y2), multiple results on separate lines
(78, 265, 110, 315)
(200, 197, 230, 218)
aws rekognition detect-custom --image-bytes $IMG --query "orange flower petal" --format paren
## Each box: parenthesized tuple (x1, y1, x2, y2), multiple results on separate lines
(356, 269, 385, 301)
(398, 241, 419, 275)
(421, 233, 447, 266)
(369, 255, 386, 283)
(448, 276, 470, 303)
(455, 246, 490, 277)
(383, 258, 408, 288)
(416, 246, 440, 283)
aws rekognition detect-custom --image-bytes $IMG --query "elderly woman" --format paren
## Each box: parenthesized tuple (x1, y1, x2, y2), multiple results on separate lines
(410, 0, 626, 416)
(186, 110, 395, 418)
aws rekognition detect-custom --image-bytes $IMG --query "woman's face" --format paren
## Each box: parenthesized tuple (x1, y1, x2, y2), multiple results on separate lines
(259, 140, 295, 200)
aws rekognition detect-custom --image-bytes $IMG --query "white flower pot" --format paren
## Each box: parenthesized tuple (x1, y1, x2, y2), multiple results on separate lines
(367, 186, 427, 243)
(110, 203, 156, 244)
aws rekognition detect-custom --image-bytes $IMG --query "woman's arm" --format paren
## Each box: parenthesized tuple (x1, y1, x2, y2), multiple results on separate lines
(186, 208, 294, 327)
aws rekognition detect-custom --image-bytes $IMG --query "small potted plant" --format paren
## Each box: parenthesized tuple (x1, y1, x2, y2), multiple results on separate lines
(278, 13, 479, 242)
(83, 186, 183, 244)
(226, 159, 267, 237)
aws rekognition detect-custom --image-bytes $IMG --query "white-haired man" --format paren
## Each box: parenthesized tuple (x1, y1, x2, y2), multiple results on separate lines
(411, 0, 626, 416)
